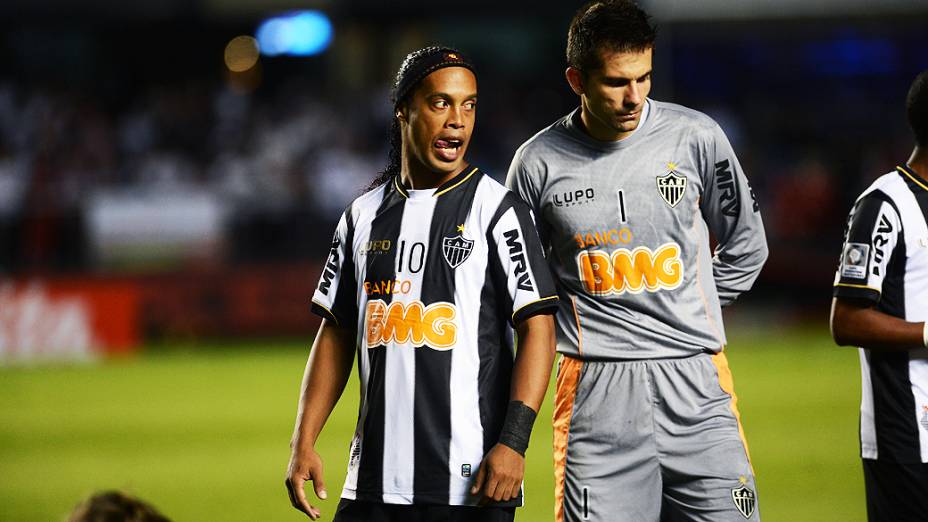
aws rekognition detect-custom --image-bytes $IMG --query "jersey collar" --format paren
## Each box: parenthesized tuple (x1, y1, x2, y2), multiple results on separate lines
(393, 166, 480, 199)
(566, 99, 654, 151)
(897, 164, 928, 193)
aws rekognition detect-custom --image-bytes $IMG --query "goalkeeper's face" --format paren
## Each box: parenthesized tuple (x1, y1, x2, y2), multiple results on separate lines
(568, 47, 653, 142)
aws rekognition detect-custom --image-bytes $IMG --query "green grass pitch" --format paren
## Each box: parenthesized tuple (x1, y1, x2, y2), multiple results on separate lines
(0, 325, 864, 521)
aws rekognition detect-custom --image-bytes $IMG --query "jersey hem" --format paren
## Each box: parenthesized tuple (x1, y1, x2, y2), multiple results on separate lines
(555, 348, 722, 361)
(861, 450, 928, 464)
(341, 488, 523, 507)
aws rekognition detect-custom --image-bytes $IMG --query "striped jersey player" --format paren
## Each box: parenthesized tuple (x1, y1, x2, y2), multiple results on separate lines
(831, 69, 928, 522)
(313, 168, 557, 505)
(286, 46, 559, 522)
(507, 2, 768, 521)
(834, 165, 928, 462)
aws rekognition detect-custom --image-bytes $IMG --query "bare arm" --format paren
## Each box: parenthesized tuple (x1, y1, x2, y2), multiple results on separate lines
(511, 313, 557, 410)
(830, 297, 925, 351)
(285, 319, 356, 519)
(472, 312, 556, 503)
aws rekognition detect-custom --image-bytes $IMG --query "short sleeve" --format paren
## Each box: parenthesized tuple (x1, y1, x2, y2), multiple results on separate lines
(505, 149, 551, 249)
(489, 192, 559, 324)
(311, 210, 358, 327)
(833, 191, 902, 303)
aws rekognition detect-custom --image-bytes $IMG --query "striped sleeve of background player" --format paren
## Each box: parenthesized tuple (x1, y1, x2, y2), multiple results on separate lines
(505, 149, 551, 249)
(698, 122, 769, 306)
(488, 192, 559, 325)
(832, 191, 902, 303)
(311, 207, 357, 327)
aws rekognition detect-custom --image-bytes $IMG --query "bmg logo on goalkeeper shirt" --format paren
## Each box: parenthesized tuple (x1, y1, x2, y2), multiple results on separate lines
(576, 243, 683, 295)
(365, 300, 457, 350)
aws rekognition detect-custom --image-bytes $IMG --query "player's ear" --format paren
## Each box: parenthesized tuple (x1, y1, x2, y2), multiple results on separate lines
(566, 67, 585, 96)
(395, 103, 408, 123)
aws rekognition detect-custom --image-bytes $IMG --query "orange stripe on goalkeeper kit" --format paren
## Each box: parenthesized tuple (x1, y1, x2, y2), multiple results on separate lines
(570, 294, 583, 355)
(553, 356, 583, 522)
(711, 351, 754, 473)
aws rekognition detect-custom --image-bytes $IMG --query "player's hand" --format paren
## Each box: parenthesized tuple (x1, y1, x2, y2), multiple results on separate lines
(285, 445, 327, 519)
(470, 443, 524, 506)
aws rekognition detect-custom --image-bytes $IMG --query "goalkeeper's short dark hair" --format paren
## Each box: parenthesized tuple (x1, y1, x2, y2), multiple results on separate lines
(907, 70, 928, 147)
(567, 0, 656, 74)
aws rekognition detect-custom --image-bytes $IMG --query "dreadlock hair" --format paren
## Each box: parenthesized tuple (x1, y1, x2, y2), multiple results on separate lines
(368, 117, 403, 191)
(567, 0, 656, 75)
(68, 490, 171, 522)
(907, 69, 928, 147)
(368, 46, 476, 191)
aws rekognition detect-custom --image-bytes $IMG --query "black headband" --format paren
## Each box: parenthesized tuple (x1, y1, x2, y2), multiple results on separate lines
(392, 46, 476, 109)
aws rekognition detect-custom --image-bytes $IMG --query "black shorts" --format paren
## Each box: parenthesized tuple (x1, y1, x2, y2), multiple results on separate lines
(333, 498, 516, 522)
(862, 458, 928, 522)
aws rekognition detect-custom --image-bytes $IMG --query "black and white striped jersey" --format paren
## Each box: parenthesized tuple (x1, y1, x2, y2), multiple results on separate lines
(833, 164, 928, 463)
(311, 166, 558, 505)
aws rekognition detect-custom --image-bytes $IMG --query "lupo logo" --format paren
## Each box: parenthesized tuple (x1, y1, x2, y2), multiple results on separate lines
(553, 188, 595, 207)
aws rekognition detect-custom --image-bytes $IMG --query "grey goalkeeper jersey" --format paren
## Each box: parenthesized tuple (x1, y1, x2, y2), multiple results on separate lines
(506, 100, 768, 359)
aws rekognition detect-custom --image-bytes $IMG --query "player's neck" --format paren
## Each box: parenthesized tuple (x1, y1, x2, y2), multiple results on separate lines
(400, 156, 464, 191)
(907, 147, 928, 182)
(579, 108, 634, 142)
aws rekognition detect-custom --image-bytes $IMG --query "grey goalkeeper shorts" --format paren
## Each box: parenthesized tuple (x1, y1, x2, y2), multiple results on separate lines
(552, 352, 759, 522)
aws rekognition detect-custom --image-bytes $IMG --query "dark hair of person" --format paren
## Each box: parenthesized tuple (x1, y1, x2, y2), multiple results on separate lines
(907, 69, 928, 147)
(368, 46, 474, 191)
(566, 0, 657, 74)
(68, 490, 171, 522)
(368, 118, 403, 191)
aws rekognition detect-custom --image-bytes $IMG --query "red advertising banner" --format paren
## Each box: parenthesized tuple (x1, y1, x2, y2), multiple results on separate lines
(0, 263, 321, 363)
(0, 279, 140, 363)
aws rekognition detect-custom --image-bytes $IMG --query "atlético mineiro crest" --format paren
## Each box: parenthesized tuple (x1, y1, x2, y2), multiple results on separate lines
(731, 484, 756, 519)
(656, 163, 687, 208)
(442, 225, 474, 269)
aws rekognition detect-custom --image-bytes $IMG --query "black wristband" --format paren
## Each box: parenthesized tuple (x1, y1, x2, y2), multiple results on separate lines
(498, 400, 537, 456)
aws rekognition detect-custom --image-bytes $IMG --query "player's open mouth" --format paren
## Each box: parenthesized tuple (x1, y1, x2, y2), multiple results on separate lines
(434, 137, 464, 162)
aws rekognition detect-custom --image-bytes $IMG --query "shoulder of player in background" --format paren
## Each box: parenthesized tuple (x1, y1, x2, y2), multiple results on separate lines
(509, 111, 579, 168)
(854, 168, 910, 203)
(337, 178, 390, 220)
(648, 99, 720, 134)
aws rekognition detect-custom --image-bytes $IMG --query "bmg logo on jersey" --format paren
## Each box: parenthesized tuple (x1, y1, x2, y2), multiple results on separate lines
(365, 300, 457, 350)
(576, 243, 683, 295)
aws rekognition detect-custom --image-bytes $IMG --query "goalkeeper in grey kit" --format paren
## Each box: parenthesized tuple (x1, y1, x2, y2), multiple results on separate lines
(506, 1, 768, 520)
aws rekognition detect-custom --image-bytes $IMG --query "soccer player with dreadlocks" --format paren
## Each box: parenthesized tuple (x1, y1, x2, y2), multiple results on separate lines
(285, 46, 559, 522)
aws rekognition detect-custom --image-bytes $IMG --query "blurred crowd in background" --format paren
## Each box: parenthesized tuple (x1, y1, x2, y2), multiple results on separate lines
(1, 1, 927, 316)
